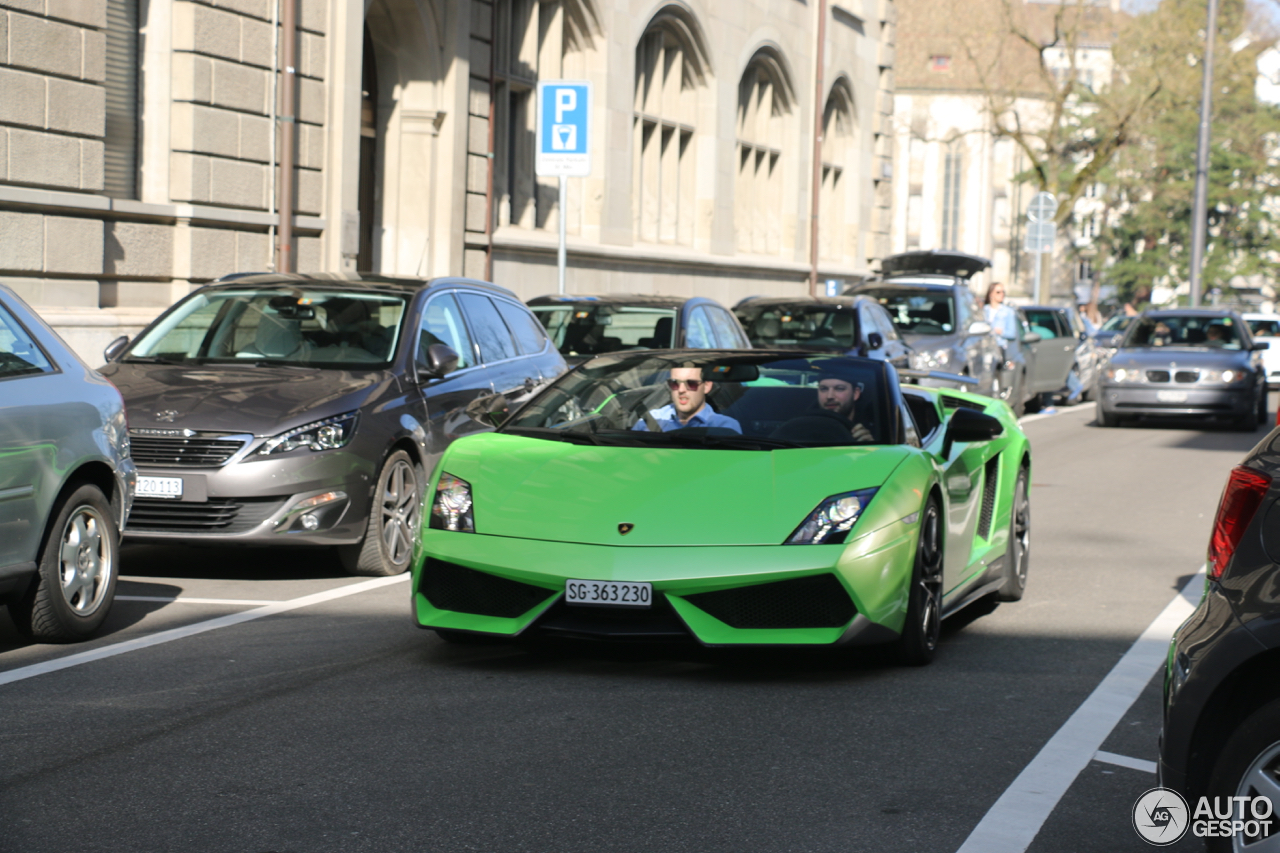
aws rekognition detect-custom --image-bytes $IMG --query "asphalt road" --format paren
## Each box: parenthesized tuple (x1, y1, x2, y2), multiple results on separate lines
(0, 402, 1269, 853)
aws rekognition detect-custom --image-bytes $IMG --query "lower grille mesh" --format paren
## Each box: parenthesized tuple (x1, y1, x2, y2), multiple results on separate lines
(127, 497, 280, 533)
(421, 559, 555, 618)
(685, 574, 855, 629)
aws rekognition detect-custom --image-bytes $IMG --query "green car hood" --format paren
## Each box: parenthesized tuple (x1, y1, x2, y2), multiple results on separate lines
(440, 433, 912, 546)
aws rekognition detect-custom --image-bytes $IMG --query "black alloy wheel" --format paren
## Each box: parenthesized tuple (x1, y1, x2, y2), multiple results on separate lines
(996, 466, 1030, 601)
(338, 449, 423, 576)
(895, 498, 943, 666)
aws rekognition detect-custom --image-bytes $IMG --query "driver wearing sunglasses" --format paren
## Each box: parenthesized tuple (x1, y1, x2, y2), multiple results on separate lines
(633, 365, 742, 433)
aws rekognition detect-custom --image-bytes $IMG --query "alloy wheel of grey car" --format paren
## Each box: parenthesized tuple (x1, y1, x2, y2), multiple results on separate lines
(1205, 699, 1280, 853)
(340, 449, 422, 576)
(10, 484, 119, 643)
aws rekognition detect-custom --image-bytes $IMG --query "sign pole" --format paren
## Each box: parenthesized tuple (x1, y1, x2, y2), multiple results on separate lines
(535, 80, 591, 296)
(558, 175, 567, 295)
(1033, 253, 1043, 305)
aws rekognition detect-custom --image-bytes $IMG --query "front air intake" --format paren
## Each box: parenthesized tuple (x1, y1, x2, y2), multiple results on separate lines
(684, 574, 856, 629)
(420, 559, 555, 618)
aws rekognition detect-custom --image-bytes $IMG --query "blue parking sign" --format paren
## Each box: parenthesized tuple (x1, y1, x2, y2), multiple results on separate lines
(536, 80, 591, 177)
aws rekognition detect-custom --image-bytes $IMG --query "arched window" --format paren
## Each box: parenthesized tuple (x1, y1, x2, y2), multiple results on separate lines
(940, 136, 963, 250)
(493, 0, 596, 232)
(633, 12, 707, 245)
(819, 83, 855, 262)
(736, 52, 793, 255)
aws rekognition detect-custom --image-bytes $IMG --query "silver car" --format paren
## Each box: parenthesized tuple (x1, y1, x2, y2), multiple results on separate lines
(0, 284, 135, 642)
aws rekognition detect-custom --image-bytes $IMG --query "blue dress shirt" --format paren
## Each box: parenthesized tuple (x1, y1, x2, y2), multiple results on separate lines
(634, 403, 742, 433)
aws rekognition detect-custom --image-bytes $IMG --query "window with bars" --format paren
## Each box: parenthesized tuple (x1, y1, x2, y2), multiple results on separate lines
(736, 60, 789, 255)
(492, 0, 590, 232)
(104, 0, 139, 199)
(940, 139, 963, 249)
(633, 27, 698, 245)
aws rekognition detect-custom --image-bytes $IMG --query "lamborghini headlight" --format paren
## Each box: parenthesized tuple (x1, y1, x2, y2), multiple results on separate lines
(785, 488, 878, 545)
(1104, 366, 1145, 384)
(257, 411, 358, 455)
(1200, 368, 1251, 385)
(430, 472, 474, 532)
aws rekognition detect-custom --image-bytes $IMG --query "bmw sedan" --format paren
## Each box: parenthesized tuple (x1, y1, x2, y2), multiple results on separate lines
(101, 274, 564, 576)
(1096, 310, 1268, 430)
(0, 284, 135, 641)
(1160, 440, 1280, 851)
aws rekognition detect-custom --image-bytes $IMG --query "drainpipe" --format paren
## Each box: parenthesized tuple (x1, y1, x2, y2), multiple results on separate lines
(484, 1, 496, 281)
(277, 0, 297, 272)
(808, 0, 828, 297)
(267, 0, 279, 270)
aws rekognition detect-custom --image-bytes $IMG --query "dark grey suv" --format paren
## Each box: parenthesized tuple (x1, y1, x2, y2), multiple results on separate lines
(100, 274, 564, 576)
(0, 284, 135, 641)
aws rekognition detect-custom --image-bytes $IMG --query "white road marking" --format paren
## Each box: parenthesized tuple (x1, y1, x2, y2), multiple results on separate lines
(0, 574, 410, 688)
(116, 596, 282, 605)
(954, 568, 1205, 853)
(1094, 750, 1158, 775)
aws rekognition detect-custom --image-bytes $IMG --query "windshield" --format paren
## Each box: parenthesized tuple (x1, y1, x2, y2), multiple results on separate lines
(531, 304, 677, 357)
(128, 288, 408, 367)
(1123, 315, 1244, 350)
(734, 304, 858, 349)
(1100, 314, 1133, 332)
(1247, 318, 1280, 337)
(503, 352, 891, 450)
(861, 290, 955, 336)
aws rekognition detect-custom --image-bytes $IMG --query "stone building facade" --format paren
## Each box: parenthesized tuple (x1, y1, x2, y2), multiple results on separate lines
(889, 0, 1119, 301)
(0, 0, 896, 361)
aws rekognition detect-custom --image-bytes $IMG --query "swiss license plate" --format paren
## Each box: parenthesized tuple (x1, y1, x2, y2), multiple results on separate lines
(565, 579, 652, 608)
(1156, 390, 1189, 403)
(137, 476, 183, 499)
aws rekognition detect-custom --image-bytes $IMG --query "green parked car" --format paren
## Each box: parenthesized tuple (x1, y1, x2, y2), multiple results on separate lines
(412, 350, 1031, 664)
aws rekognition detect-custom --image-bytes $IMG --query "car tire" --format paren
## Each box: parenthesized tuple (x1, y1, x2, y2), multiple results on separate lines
(338, 449, 422, 576)
(8, 484, 119, 643)
(1023, 392, 1043, 415)
(995, 466, 1030, 602)
(1096, 403, 1119, 428)
(1258, 389, 1269, 425)
(894, 498, 943, 666)
(1203, 698, 1280, 853)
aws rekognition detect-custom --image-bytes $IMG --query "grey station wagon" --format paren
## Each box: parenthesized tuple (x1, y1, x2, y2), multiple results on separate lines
(100, 274, 564, 576)
(0, 284, 135, 642)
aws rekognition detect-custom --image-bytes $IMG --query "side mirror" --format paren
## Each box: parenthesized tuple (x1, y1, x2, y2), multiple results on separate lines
(1021, 332, 1042, 344)
(867, 332, 884, 351)
(968, 321, 992, 336)
(941, 407, 1004, 459)
(1254, 341, 1271, 351)
(103, 335, 130, 362)
(416, 343, 460, 381)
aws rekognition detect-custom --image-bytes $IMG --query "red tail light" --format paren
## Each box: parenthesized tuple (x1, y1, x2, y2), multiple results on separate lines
(1207, 466, 1272, 579)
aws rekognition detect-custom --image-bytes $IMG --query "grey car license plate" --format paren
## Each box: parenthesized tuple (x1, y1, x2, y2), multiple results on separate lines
(137, 476, 183, 499)
(1156, 390, 1189, 403)
(565, 579, 652, 607)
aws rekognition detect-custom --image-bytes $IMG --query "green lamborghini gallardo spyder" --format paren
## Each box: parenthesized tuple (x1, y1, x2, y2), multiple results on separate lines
(411, 350, 1031, 665)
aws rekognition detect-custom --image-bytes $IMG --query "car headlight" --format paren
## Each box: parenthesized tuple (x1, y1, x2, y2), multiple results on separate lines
(910, 350, 951, 370)
(1200, 368, 1251, 384)
(785, 488, 878, 545)
(1104, 366, 1145, 383)
(430, 472, 475, 532)
(257, 411, 358, 456)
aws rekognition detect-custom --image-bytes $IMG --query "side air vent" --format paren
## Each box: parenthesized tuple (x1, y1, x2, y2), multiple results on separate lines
(684, 574, 855, 630)
(977, 455, 1000, 539)
(941, 395, 987, 412)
